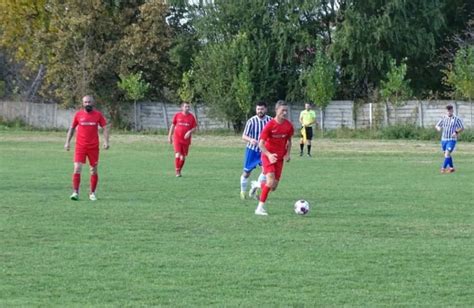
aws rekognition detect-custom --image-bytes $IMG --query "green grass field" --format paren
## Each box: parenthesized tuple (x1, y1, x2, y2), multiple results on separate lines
(1, 131, 473, 306)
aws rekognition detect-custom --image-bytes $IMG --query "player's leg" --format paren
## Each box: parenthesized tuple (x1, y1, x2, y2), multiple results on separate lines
(174, 152, 182, 176)
(178, 144, 190, 175)
(240, 170, 251, 200)
(173, 143, 185, 177)
(71, 150, 86, 200)
(87, 148, 100, 200)
(255, 172, 274, 215)
(240, 148, 253, 199)
(89, 165, 98, 200)
(71, 162, 82, 200)
(243, 149, 262, 199)
(440, 141, 450, 173)
(255, 156, 275, 215)
(270, 160, 283, 191)
(175, 152, 185, 177)
(306, 127, 313, 156)
(300, 127, 306, 156)
(249, 171, 266, 199)
(446, 141, 456, 172)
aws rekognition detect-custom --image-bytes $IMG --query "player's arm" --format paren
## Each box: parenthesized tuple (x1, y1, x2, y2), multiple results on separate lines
(184, 127, 196, 139)
(242, 123, 258, 146)
(299, 112, 304, 126)
(284, 138, 292, 162)
(259, 139, 277, 164)
(453, 120, 464, 137)
(102, 125, 110, 149)
(167, 124, 175, 144)
(435, 119, 443, 132)
(64, 126, 75, 151)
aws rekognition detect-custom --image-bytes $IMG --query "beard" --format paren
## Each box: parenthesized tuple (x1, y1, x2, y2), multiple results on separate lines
(257, 112, 265, 118)
(85, 105, 93, 112)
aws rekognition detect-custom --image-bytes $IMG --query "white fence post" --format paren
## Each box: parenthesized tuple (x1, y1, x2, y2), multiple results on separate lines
(162, 103, 169, 129)
(320, 107, 325, 131)
(369, 102, 373, 129)
(418, 101, 423, 128)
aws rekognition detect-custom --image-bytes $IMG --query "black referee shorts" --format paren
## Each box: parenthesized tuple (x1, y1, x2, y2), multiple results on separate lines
(301, 126, 313, 140)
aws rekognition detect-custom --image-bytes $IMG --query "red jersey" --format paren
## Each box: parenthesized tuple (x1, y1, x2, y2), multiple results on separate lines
(71, 109, 107, 148)
(172, 112, 197, 145)
(260, 118, 294, 160)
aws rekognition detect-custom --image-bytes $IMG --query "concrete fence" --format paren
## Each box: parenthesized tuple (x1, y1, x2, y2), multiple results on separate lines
(0, 100, 472, 130)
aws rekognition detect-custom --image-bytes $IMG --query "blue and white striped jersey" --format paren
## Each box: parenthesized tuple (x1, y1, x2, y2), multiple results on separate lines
(243, 115, 272, 152)
(436, 115, 464, 141)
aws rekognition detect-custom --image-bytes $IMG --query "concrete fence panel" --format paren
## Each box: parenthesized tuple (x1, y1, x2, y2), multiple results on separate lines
(0, 100, 472, 130)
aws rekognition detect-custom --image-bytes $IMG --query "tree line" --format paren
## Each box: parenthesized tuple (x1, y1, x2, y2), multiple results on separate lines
(0, 0, 472, 129)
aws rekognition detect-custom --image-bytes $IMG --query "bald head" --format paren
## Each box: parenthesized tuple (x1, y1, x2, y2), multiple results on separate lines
(82, 95, 95, 112)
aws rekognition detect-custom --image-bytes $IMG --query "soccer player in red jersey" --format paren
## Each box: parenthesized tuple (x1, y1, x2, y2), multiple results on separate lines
(167, 102, 197, 177)
(64, 95, 109, 201)
(255, 100, 294, 216)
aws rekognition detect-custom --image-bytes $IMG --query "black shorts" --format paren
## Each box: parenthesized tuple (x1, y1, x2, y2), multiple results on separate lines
(301, 126, 313, 140)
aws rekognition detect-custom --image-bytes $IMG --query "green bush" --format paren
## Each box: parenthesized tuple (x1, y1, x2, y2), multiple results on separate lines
(0, 117, 29, 130)
(323, 125, 473, 142)
(380, 125, 416, 139)
(459, 129, 474, 142)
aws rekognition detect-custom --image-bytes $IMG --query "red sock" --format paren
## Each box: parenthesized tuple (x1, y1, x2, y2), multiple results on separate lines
(179, 159, 185, 170)
(72, 173, 81, 192)
(260, 184, 271, 202)
(90, 174, 98, 193)
(175, 157, 180, 171)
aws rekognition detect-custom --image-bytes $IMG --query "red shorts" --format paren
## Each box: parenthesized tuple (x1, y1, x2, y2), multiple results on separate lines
(74, 147, 99, 167)
(261, 155, 285, 180)
(173, 142, 191, 156)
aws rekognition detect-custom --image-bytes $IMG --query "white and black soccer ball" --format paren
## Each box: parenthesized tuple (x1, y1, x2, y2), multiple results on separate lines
(294, 200, 310, 215)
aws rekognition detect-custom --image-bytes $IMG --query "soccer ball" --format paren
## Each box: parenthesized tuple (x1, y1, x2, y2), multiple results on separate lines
(294, 200, 310, 215)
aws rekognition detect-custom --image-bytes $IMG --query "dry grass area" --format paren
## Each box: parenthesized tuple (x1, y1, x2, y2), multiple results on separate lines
(1, 131, 473, 155)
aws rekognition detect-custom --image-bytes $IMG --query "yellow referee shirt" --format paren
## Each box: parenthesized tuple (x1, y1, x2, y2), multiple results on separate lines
(299, 110, 316, 127)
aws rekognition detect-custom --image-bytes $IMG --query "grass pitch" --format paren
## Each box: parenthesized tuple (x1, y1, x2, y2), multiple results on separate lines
(0, 131, 473, 306)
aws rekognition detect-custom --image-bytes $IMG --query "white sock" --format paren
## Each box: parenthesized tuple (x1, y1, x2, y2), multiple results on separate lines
(257, 202, 265, 210)
(240, 175, 248, 192)
(257, 173, 266, 185)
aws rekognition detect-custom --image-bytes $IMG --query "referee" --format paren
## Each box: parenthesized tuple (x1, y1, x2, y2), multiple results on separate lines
(299, 103, 317, 157)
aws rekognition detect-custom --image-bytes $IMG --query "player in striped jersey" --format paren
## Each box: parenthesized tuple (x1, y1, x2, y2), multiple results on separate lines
(435, 105, 464, 173)
(240, 101, 272, 200)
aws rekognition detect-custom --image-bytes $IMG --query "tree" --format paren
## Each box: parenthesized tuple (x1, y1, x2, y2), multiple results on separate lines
(41, 1, 171, 127)
(442, 17, 474, 102)
(192, 32, 255, 131)
(232, 56, 253, 119)
(43, 1, 129, 108)
(379, 58, 412, 125)
(187, 0, 335, 128)
(117, 71, 150, 131)
(120, 0, 172, 99)
(302, 47, 337, 131)
(178, 70, 194, 103)
(0, 0, 51, 100)
(1, 0, 173, 127)
(166, 0, 200, 101)
(444, 46, 474, 100)
(332, 0, 445, 99)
